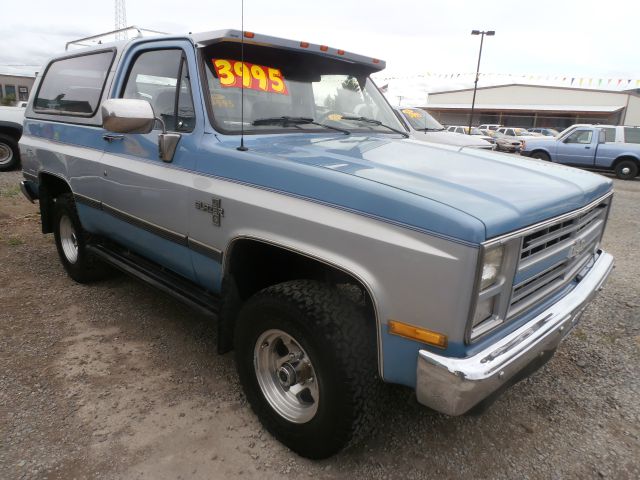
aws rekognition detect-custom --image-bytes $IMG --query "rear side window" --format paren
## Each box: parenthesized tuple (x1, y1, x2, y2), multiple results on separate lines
(602, 128, 616, 143)
(624, 127, 640, 144)
(34, 51, 114, 116)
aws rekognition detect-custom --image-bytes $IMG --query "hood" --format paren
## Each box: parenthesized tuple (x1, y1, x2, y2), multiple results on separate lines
(409, 130, 490, 147)
(220, 134, 612, 242)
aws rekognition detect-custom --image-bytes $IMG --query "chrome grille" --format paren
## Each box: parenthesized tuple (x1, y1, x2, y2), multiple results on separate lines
(508, 197, 610, 318)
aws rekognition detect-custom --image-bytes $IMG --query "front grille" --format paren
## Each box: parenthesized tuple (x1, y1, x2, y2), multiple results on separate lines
(508, 197, 610, 318)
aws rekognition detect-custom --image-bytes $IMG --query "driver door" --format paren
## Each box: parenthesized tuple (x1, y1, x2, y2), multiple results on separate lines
(555, 129, 597, 166)
(99, 41, 198, 281)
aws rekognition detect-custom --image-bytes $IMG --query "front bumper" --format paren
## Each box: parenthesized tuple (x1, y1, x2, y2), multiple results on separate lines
(416, 250, 614, 416)
(20, 180, 39, 203)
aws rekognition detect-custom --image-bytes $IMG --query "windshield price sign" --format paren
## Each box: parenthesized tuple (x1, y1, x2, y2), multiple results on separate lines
(212, 59, 289, 95)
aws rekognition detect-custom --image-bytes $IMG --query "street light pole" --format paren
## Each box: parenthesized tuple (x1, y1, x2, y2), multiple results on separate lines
(468, 29, 495, 134)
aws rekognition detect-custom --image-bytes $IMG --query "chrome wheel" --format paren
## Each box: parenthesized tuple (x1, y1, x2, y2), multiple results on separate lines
(621, 166, 631, 175)
(59, 214, 79, 264)
(0, 143, 12, 165)
(254, 329, 319, 424)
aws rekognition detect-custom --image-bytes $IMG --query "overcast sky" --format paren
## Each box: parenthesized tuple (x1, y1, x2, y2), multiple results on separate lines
(2, 0, 639, 85)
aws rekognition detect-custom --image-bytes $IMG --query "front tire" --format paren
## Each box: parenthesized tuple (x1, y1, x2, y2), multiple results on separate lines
(531, 151, 551, 161)
(234, 280, 379, 459)
(614, 159, 638, 180)
(0, 133, 20, 171)
(53, 193, 110, 283)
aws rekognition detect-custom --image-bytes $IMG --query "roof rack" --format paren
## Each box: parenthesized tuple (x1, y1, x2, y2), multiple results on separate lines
(66, 25, 168, 50)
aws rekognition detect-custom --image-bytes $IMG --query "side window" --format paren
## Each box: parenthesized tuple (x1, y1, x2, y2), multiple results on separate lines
(506, 129, 514, 136)
(602, 128, 616, 143)
(34, 51, 113, 116)
(565, 130, 593, 144)
(122, 49, 195, 132)
(623, 127, 640, 144)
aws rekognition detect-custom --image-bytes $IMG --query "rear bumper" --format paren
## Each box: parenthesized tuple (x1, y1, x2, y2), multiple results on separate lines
(519, 150, 533, 157)
(416, 250, 614, 416)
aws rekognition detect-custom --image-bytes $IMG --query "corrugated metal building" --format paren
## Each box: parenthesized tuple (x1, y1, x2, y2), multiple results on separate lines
(426, 84, 640, 129)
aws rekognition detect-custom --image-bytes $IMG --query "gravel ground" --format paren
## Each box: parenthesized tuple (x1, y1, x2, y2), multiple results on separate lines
(0, 169, 638, 480)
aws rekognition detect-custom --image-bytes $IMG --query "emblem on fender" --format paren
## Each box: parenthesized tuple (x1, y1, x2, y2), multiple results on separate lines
(195, 198, 224, 226)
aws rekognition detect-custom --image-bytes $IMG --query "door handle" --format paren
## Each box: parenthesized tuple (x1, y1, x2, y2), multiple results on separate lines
(585, 146, 591, 149)
(103, 134, 124, 142)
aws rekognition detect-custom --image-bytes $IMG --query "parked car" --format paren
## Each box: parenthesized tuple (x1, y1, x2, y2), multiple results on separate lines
(496, 127, 537, 139)
(0, 105, 25, 171)
(445, 125, 495, 145)
(394, 108, 493, 149)
(20, 28, 614, 459)
(478, 123, 502, 131)
(492, 131, 524, 152)
(521, 125, 640, 179)
(528, 127, 560, 137)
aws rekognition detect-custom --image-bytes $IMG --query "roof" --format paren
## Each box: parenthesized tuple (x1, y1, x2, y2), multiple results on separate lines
(191, 29, 386, 71)
(426, 104, 625, 114)
(0, 72, 36, 79)
(429, 83, 633, 96)
(64, 27, 386, 72)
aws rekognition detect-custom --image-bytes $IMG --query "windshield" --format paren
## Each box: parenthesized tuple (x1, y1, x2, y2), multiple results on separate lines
(398, 108, 443, 130)
(201, 42, 403, 134)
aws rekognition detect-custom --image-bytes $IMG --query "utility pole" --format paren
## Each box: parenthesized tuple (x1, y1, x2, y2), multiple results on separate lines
(468, 30, 495, 134)
(115, 0, 127, 40)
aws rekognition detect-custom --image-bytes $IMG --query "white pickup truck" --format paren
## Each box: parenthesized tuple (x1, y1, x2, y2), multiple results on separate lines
(0, 105, 25, 171)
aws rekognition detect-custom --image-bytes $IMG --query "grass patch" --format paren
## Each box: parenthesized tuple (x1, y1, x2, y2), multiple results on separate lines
(0, 184, 21, 198)
(7, 236, 23, 246)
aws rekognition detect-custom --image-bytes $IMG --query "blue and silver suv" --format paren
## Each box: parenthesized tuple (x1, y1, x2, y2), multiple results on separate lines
(19, 29, 614, 458)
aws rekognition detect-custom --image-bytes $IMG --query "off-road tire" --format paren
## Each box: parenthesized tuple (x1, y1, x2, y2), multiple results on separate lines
(234, 280, 380, 459)
(53, 193, 111, 283)
(531, 151, 551, 161)
(614, 159, 638, 180)
(0, 133, 20, 171)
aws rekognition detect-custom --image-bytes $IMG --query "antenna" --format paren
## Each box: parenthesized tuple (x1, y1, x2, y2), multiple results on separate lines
(237, 0, 248, 151)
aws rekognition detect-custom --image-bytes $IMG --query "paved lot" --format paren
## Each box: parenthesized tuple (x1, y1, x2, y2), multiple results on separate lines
(1, 169, 638, 480)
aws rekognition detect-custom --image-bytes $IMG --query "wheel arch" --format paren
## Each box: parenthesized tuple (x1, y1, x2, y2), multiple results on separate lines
(37, 171, 73, 233)
(612, 154, 640, 170)
(0, 123, 22, 141)
(218, 236, 381, 369)
(530, 148, 551, 159)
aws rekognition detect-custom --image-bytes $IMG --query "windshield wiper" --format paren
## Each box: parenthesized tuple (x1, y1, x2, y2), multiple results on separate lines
(340, 116, 409, 138)
(418, 127, 445, 132)
(252, 116, 350, 135)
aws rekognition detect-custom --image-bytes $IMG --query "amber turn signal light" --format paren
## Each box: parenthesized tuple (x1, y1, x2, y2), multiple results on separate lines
(388, 320, 448, 349)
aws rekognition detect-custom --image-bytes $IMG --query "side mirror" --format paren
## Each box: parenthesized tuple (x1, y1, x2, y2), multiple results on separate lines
(102, 98, 155, 134)
(101, 98, 180, 162)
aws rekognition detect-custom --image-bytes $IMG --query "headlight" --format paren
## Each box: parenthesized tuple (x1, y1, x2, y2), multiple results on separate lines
(467, 240, 518, 342)
(472, 296, 495, 327)
(480, 245, 504, 290)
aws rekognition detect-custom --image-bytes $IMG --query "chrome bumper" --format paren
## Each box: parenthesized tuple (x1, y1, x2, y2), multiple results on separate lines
(416, 250, 614, 416)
